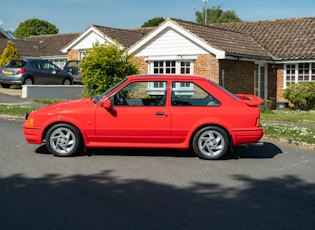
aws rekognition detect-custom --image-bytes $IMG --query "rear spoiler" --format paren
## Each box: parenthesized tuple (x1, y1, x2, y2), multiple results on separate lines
(235, 94, 264, 106)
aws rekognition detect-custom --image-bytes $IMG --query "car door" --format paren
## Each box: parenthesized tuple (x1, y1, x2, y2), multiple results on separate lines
(39, 61, 63, 84)
(95, 81, 171, 145)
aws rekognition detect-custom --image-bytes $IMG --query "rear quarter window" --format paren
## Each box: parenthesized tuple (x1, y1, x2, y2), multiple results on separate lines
(6, 60, 26, 68)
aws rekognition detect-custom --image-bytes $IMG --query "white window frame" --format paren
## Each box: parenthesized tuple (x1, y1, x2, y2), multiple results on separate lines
(284, 62, 315, 88)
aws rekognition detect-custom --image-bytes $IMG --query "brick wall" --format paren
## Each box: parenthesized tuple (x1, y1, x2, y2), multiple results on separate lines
(275, 65, 287, 102)
(132, 57, 147, 74)
(219, 59, 255, 94)
(194, 54, 220, 83)
(67, 49, 78, 60)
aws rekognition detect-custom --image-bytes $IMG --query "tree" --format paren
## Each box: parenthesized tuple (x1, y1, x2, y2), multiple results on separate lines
(80, 42, 139, 97)
(141, 17, 165, 27)
(0, 40, 19, 67)
(14, 18, 58, 39)
(196, 5, 242, 25)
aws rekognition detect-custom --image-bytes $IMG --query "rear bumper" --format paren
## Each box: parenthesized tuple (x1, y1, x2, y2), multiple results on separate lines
(231, 128, 264, 146)
(0, 75, 23, 84)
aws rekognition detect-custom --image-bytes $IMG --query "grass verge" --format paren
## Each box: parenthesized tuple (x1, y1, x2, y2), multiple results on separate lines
(0, 103, 314, 145)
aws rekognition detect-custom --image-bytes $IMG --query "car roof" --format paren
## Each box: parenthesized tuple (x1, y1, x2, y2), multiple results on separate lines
(127, 74, 209, 81)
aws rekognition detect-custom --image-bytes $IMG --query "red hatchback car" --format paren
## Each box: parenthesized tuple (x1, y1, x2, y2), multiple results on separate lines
(23, 74, 263, 160)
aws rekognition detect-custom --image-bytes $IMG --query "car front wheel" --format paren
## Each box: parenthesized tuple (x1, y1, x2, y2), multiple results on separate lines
(45, 123, 81, 157)
(192, 126, 229, 160)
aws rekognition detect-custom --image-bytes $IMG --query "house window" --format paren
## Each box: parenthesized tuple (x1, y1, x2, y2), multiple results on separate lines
(150, 60, 193, 75)
(181, 62, 191, 74)
(78, 50, 86, 60)
(284, 63, 315, 87)
(153, 61, 176, 74)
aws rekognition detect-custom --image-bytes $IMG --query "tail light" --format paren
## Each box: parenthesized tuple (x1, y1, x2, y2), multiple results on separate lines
(17, 68, 27, 74)
(256, 117, 261, 127)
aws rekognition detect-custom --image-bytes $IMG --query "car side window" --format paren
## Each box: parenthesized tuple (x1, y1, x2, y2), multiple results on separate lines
(171, 81, 220, 106)
(110, 81, 167, 106)
(30, 61, 41, 69)
(41, 61, 58, 70)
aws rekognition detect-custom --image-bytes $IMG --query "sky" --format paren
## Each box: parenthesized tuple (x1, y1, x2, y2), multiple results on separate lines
(1, 0, 314, 34)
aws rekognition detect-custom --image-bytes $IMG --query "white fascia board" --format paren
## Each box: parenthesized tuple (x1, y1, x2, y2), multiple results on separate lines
(128, 19, 225, 59)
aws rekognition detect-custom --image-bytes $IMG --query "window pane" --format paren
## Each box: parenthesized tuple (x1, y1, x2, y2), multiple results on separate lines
(112, 81, 167, 106)
(171, 82, 220, 106)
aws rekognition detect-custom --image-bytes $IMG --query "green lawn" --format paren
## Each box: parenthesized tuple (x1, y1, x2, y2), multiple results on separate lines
(0, 103, 314, 145)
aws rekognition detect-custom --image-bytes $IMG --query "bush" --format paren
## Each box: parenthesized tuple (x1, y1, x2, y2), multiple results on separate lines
(80, 42, 139, 97)
(283, 82, 315, 110)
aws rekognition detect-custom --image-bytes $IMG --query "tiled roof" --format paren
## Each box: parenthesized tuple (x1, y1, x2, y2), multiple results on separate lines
(170, 18, 272, 60)
(0, 39, 39, 57)
(25, 33, 80, 56)
(209, 17, 315, 60)
(93, 25, 155, 48)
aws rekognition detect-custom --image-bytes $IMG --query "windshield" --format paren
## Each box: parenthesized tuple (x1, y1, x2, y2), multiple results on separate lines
(93, 78, 127, 104)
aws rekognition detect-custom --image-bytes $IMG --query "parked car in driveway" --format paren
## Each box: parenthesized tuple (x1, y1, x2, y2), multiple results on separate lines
(23, 74, 264, 160)
(0, 58, 74, 88)
(63, 60, 82, 84)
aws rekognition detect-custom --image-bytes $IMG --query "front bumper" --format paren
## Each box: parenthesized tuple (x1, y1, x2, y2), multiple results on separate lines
(22, 125, 44, 144)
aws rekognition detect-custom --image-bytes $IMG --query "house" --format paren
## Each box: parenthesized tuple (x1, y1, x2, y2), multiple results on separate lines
(25, 33, 80, 68)
(128, 17, 315, 107)
(0, 27, 17, 40)
(61, 25, 154, 60)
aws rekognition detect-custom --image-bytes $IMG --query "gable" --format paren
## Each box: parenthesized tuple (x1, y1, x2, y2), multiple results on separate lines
(134, 28, 209, 57)
(129, 19, 225, 59)
(70, 30, 107, 50)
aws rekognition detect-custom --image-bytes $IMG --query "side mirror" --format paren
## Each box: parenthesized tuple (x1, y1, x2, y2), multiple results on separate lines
(52, 70, 57, 74)
(103, 99, 112, 109)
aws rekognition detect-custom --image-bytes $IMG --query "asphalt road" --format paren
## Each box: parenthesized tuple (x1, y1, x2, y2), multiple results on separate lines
(0, 119, 314, 230)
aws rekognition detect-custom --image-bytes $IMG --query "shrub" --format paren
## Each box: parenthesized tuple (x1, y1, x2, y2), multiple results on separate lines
(80, 42, 139, 97)
(0, 40, 19, 67)
(283, 82, 315, 110)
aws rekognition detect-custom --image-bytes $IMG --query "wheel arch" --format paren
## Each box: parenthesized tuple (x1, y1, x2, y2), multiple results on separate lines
(23, 75, 34, 84)
(188, 123, 232, 148)
(42, 121, 85, 146)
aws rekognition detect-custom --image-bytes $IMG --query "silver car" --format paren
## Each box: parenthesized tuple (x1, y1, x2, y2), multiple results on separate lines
(0, 58, 74, 88)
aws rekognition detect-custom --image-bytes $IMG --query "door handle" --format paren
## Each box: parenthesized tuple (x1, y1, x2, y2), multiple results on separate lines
(155, 111, 164, 115)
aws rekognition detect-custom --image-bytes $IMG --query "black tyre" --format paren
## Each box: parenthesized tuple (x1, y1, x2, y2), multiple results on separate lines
(1, 83, 11, 88)
(45, 123, 81, 157)
(192, 126, 229, 160)
(24, 77, 33, 85)
(62, 78, 72, 85)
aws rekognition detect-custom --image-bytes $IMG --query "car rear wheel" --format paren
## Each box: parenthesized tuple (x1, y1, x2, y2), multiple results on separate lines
(24, 78, 33, 85)
(45, 123, 81, 157)
(192, 126, 229, 160)
(1, 83, 11, 88)
(62, 78, 72, 85)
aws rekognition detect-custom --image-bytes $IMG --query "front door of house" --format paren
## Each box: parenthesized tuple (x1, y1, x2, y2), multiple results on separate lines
(255, 64, 268, 106)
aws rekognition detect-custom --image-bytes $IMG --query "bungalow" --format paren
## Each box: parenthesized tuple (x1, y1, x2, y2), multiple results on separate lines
(60, 17, 315, 107)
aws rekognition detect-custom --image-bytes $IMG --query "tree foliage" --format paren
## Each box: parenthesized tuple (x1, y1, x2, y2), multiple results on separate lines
(141, 17, 165, 27)
(196, 5, 242, 25)
(283, 82, 315, 111)
(0, 40, 19, 67)
(14, 18, 58, 39)
(80, 42, 139, 97)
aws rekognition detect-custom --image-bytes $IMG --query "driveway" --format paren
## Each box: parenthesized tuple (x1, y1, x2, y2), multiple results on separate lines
(0, 119, 314, 230)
